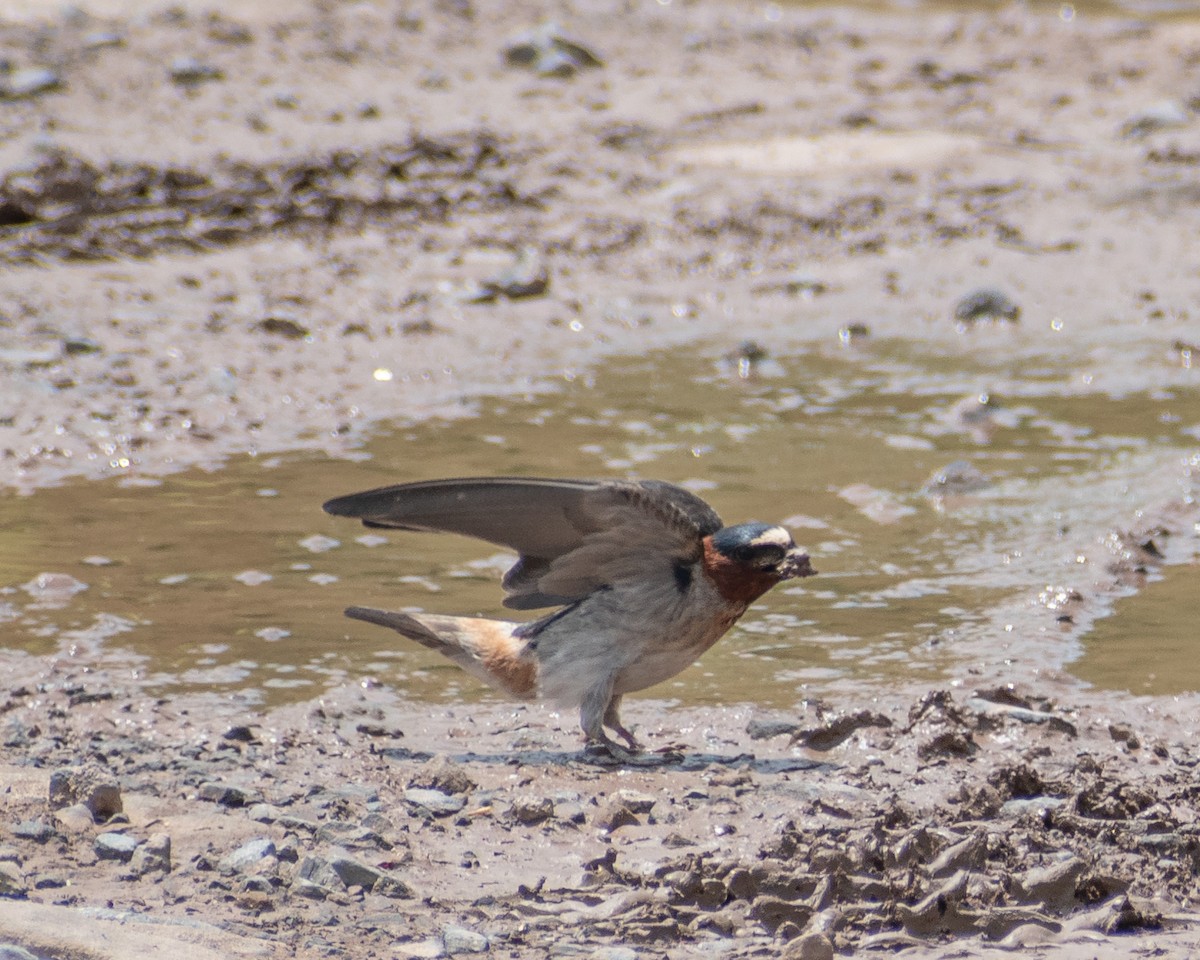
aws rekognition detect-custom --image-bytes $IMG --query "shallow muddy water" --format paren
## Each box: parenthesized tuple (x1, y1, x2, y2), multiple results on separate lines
(2, 340, 1198, 708)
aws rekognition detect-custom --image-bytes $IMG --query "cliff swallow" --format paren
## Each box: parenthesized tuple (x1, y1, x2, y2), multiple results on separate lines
(323, 477, 815, 754)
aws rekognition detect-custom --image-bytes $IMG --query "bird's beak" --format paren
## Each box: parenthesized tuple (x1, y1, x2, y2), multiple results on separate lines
(778, 549, 816, 580)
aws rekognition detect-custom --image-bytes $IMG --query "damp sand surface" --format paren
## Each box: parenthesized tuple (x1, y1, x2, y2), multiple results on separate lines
(3, 0, 1200, 958)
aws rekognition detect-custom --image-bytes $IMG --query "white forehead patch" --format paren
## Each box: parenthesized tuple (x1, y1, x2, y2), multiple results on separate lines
(747, 526, 794, 550)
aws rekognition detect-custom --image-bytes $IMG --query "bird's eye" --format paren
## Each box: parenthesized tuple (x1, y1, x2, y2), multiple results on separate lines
(736, 544, 787, 569)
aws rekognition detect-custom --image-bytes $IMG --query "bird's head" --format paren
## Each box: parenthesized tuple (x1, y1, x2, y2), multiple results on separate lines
(703, 522, 815, 605)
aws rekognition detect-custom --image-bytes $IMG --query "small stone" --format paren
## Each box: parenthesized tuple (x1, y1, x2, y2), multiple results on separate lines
(296, 855, 341, 892)
(222, 725, 258, 743)
(0, 943, 39, 959)
(291, 878, 329, 900)
(373, 875, 414, 899)
(170, 57, 223, 85)
(219, 837, 276, 875)
(0, 861, 27, 898)
(782, 932, 834, 960)
(593, 797, 639, 832)
(328, 853, 387, 890)
(129, 833, 171, 875)
(409, 756, 476, 795)
(316, 821, 388, 849)
(614, 789, 656, 814)
(953, 288, 1020, 326)
(95, 832, 139, 862)
(48, 766, 122, 821)
(53, 803, 95, 833)
(442, 925, 489, 954)
(504, 22, 602, 78)
(590, 949, 638, 960)
(198, 782, 262, 807)
(509, 796, 554, 825)
(0, 68, 62, 99)
(11, 820, 54, 843)
(404, 788, 466, 818)
(247, 803, 278, 823)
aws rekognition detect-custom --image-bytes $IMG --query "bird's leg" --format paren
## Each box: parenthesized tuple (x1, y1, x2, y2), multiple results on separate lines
(580, 678, 633, 756)
(602, 695, 640, 751)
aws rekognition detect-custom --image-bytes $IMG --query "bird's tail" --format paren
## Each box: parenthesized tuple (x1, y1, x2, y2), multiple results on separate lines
(344, 606, 538, 699)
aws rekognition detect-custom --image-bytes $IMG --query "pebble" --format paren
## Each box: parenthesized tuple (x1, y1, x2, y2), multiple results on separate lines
(198, 781, 262, 807)
(504, 22, 602, 77)
(442, 925, 489, 954)
(170, 57, 223, 85)
(509, 795, 555, 825)
(410, 756, 477, 795)
(316, 821, 388, 849)
(614, 789, 657, 814)
(49, 767, 123, 821)
(593, 797, 639, 832)
(0, 862, 27, 898)
(404, 787, 466, 817)
(328, 852, 388, 890)
(219, 837, 276, 874)
(0, 944, 40, 960)
(782, 932, 834, 960)
(953, 288, 1020, 326)
(53, 802, 95, 833)
(0, 68, 62, 99)
(95, 832, 140, 862)
(129, 833, 171, 875)
(11, 820, 54, 843)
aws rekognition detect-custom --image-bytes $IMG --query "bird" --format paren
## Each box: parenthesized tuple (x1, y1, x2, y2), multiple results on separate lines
(323, 476, 815, 754)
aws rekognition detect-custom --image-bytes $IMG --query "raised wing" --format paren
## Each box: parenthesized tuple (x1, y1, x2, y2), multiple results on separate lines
(323, 476, 723, 609)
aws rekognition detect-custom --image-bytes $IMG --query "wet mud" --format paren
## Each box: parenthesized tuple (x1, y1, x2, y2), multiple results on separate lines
(3, 0, 1200, 957)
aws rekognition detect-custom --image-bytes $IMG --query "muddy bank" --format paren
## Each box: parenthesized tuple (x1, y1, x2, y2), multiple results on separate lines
(4, 667, 1200, 960)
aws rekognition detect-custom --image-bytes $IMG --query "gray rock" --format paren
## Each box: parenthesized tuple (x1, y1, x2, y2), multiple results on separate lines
(276, 813, 319, 832)
(953, 288, 1020, 325)
(504, 22, 603, 78)
(409, 756, 477, 795)
(509, 796, 554, 825)
(615, 789, 656, 814)
(198, 782, 262, 807)
(404, 788, 466, 818)
(169, 57, 223, 85)
(296, 855, 341, 892)
(591, 949, 638, 960)
(11, 820, 53, 843)
(0, 68, 62, 99)
(373, 874, 414, 899)
(782, 932, 834, 960)
(49, 766, 122, 821)
(291, 878, 329, 900)
(129, 833, 171, 875)
(442, 925, 489, 953)
(53, 803, 94, 833)
(219, 837, 275, 874)
(94, 832, 139, 862)
(0, 861, 27, 898)
(328, 852, 386, 890)
(316, 820, 388, 849)
(593, 797, 639, 832)
(0, 944, 41, 960)
(247, 803, 279, 823)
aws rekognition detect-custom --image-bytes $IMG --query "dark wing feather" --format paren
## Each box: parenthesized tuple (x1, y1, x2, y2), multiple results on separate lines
(323, 476, 723, 609)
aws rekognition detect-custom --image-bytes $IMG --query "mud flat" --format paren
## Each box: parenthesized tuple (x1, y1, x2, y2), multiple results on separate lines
(3, 0, 1200, 957)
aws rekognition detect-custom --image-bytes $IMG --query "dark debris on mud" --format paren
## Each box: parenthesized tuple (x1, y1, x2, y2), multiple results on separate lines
(0, 135, 532, 264)
(3, 676, 1200, 958)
